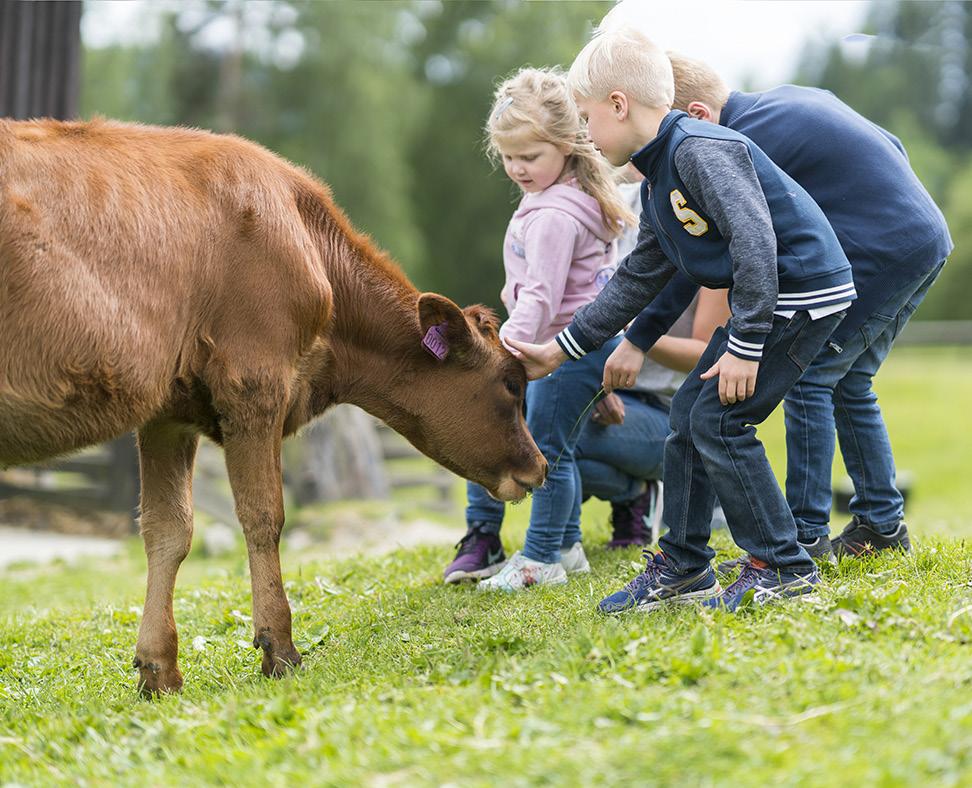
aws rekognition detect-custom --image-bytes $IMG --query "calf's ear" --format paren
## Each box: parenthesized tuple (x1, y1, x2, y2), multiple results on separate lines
(418, 293, 473, 348)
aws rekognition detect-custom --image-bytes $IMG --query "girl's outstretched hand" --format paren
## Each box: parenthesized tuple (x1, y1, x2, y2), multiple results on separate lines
(603, 337, 646, 393)
(505, 338, 567, 380)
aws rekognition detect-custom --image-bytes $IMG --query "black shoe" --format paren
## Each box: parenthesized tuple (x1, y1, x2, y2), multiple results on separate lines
(832, 517, 911, 558)
(717, 535, 835, 574)
(607, 481, 659, 549)
(800, 536, 836, 564)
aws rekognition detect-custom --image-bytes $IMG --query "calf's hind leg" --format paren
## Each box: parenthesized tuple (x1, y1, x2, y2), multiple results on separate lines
(133, 422, 199, 696)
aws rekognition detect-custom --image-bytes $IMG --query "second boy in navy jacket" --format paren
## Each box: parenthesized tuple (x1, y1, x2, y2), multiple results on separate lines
(623, 65, 951, 560)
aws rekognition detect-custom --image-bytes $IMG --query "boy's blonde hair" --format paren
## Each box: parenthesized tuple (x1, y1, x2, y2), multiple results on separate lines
(668, 51, 731, 113)
(567, 28, 674, 109)
(486, 67, 635, 235)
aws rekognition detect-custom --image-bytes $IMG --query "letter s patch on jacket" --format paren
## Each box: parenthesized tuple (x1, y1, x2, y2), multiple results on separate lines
(669, 189, 709, 237)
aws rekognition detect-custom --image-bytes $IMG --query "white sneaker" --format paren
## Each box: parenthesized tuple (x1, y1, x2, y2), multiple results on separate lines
(478, 551, 567, 592)
(560, 542, 591, 575)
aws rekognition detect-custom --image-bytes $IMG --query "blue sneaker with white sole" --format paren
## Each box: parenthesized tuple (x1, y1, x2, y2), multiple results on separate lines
(703, 558, 819, 612)
(598, 551, 721, 614)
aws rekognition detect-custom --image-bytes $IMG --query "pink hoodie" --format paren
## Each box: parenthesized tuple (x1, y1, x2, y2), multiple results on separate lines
(499, 180, 618, 345)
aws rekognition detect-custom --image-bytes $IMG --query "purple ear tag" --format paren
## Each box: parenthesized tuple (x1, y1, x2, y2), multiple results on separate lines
(422, 322, 450, 360)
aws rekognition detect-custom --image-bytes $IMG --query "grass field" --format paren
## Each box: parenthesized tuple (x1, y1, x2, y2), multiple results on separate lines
(1, 347, 971, 786)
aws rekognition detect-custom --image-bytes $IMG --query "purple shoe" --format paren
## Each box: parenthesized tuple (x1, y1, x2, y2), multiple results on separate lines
(444, 524, 506, 584)
(607, 481, 659, 549)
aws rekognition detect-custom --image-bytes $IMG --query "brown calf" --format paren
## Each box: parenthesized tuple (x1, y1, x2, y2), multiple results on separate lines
(0, 118, 546, 695)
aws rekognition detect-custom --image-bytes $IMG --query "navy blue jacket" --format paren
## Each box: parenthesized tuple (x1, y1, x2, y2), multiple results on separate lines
(626, 87, 952, 351)
(558, 111, 855, 363)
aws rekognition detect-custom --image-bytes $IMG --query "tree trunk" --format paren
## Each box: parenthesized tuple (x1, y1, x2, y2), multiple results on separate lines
(0, 0, 82, 120)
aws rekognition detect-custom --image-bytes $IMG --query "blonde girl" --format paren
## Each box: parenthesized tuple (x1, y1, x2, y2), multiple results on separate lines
(443, 67, 634, 591)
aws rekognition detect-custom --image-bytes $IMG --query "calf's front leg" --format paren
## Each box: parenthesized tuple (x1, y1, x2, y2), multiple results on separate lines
(223, 423, 301, 678)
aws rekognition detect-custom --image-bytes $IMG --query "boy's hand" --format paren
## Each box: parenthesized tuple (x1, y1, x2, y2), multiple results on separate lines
(700, 352, 759, 406)
(603, 338, 646, 393)
(591, 393, 625, 425)
(505, 338, 567, 380)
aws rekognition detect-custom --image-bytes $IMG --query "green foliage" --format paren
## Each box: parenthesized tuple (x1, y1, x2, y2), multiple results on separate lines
(796, 1, 972, 320)
(921, 159, 972, 321)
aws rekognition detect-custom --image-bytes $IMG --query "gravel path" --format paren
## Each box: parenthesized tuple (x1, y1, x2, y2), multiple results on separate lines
(0, 526, 121, 569)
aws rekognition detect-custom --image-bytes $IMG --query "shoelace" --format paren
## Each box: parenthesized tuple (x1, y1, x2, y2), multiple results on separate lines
(722, 560, 764, 596)
(454, 531, 483, 556)
(625, 550, 665, 593)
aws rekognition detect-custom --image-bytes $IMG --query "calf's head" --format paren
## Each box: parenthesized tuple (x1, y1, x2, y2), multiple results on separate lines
(394, 293, 547, 501)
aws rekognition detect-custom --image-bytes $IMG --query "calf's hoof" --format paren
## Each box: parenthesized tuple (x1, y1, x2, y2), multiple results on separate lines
(254, 629, 302, 678)
(133, 656, 183, 698)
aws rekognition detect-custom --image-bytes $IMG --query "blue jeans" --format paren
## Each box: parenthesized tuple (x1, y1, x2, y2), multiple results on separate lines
(659, 311, 845, 573)
(575, 392, 669, 503)
(784, 261, 945, 539)
(466, 337, 622, 563)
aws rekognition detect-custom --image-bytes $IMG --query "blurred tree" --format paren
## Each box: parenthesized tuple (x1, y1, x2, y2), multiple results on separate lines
(920, 156, 972, 321)
(82, 1, 428, 280)
(796, 0, 971, 319)
(797, 1, 970, 154)
(250, 1, 428, 280)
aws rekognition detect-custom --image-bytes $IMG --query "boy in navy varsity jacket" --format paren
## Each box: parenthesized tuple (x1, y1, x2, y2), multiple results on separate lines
(632, 54, 950, 564)
(508, 28, 856, 612)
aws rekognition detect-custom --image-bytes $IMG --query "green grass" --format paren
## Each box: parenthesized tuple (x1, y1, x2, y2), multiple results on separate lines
(2, 540, 972, 785)
(1, 346, 971, 786)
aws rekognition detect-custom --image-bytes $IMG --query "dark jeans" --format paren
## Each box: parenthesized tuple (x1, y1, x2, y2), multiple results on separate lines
(575, 391, 670, 503)
(784, 261, 945, 538)
(659, 310, 845, 573)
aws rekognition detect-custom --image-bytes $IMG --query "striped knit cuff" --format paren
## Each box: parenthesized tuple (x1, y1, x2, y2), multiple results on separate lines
(726, 330, 767, 361)
(555, 325, 594, 361)
(775, 281, 857, 310)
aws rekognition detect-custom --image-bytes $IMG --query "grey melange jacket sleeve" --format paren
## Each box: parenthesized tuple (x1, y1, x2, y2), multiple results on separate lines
(673, 137, 778, 344)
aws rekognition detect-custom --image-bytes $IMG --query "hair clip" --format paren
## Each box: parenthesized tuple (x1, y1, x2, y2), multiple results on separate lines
(492, 95, 514, 119)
